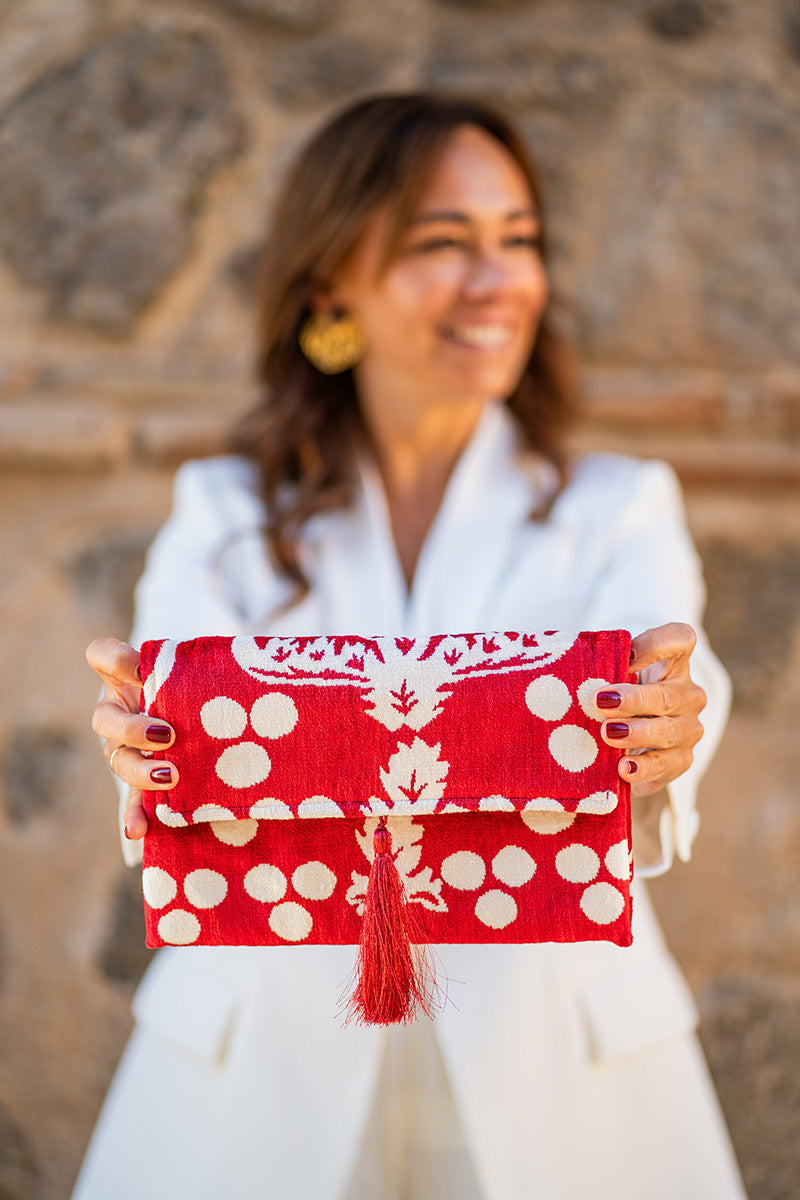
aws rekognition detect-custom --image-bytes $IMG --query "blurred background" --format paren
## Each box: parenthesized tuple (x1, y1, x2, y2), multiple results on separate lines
(0, 1, 798, 1197)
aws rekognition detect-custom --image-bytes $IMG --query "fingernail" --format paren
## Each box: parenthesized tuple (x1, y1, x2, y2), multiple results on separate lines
(605, 722, 630, 739)
(596, 690, 622, 709)
(150, 766, 173, 783)
(146, 724, 171, 744)
(136, 663, 142, 681)
(626, 760, 638, 775)
(124, 824, 131, 839)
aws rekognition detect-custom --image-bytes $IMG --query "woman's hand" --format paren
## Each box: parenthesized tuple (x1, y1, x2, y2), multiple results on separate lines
(596, 622, 706, 796)
(86, 637, 178, 841)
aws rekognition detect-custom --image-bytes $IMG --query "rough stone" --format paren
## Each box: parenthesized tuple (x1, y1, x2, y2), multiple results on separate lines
(423, 42, 622, 114)
(573, 81, 800, 366)
(0, 401, 130, 469)
(433, 0, 527, 8)
(699, 979, 800, 1200)
(264, 36, 391, 111)
(1, 727, 77, 825)
(698, 539, 800, 715)
(0, 1101, 39, 1200)
(214, 0, 338, 31)
(645, 0, 719, 40)
(97, 868, 153, 988)
(63, 528, 154, 630)
(226, 242, 263, 302)
(0, 26, 246, 332)
(783, 0, 800, 62)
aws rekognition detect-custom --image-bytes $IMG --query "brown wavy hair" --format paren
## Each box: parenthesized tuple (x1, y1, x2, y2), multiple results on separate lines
(233, 92, 578, 606)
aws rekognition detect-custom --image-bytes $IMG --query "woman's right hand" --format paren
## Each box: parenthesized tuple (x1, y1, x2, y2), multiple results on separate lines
(86, 637, 178, 841)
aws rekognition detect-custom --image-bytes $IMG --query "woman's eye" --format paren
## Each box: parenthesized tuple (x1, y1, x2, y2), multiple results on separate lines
(409, 236, 465, 254)
(505, 234, 542, 250)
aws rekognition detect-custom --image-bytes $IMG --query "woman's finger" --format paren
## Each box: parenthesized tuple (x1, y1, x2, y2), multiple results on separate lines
(86, 636, 141, 686)
(107, 743, 179, 792)
(600, 714, 703, 753)
(123, 789, 148, 840)
(86, 637, 142, 714)
(621, 747, 694, 793)
(92, 702, 174, 750)
(629, 622, 696, 676)
(594, 678, 706, 720)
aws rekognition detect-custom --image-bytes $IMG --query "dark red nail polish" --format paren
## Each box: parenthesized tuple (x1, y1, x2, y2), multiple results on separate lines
(626, 760, 638, 775)
(150, 766, 173, 783)
(124, 824, 131, 839)
(146, 724, 171, 744)
(605, 722, 630, 739)
(136, 663, 142, 681)
(596, 691, 622, 709)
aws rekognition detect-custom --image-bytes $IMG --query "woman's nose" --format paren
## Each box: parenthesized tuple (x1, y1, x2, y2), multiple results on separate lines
(462, 247, 513, 296)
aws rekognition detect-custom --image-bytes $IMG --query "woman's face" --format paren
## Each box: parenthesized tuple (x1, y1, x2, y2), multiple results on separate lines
(325, 124, 549, 416)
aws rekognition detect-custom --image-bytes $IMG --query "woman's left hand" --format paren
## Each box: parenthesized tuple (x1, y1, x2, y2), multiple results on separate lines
(596, 622, 706, 796)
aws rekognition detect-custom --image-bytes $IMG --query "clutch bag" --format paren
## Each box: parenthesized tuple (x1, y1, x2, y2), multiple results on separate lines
(139, 629, 633, 1021)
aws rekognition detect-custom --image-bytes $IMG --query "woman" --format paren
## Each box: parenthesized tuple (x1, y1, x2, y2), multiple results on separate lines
(76, 94, 745, 1198)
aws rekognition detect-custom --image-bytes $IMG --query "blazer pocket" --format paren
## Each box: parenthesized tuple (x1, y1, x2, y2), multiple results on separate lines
(579, 953, 699, 1065)
(131, 948, 241, 1067)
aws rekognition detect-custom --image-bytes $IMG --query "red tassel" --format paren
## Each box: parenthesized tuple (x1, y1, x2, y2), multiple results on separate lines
(345, 817, 437, 1026)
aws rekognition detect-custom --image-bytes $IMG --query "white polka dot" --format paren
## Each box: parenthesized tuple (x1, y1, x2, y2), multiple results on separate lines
(576, 679, 614, 721)
(548, 725, 598, 772)
(142, 866, 177, 909)
(576, 791, 618, 814)
(184, 869, 228, 908)
(250, 692, 299, 739)
(605, 841, 632, 881)
(194, 804, 236, 822)
(474, 890, 518, 929)
(525, 674, 572, 721)
(478, 794, 515, 811)
(292, 861, 337, 900)
(440, 851, 486, 891)
(212, 818, 258, 846)
(215, 742, 271, 788)
(492, 845, 536, 886)
(157, 909, 201, 944)
(200, 695, 247, 739)
(297, 796, 342, 817)
(155, 804, 188, 828)
(244, 863, 287, 903)
(250, 799, 293, 819)
(556, 843, 600, 883)
(269, 901, 313, 942)
(581, 882, 625, 925)
(521, 809, 576, 835)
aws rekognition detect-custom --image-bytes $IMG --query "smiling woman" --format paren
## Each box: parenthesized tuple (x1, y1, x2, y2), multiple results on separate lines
(76, 93, 746, 1200)
(239, 93, 575, 602)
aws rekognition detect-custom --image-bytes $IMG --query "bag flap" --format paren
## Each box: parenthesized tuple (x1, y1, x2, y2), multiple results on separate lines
(139, 630, 631, 827)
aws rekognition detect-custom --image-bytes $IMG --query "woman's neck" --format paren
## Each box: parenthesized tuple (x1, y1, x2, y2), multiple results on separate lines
(359, 392, 488, 590)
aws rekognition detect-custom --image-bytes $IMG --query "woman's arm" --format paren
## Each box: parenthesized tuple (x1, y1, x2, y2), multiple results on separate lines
(576, 456, 732, 873)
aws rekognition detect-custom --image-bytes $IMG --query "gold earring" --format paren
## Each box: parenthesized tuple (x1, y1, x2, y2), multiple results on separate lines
(298, 310, 366, 374)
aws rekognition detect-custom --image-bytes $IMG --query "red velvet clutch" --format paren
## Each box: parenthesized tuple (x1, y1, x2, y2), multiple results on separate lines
(139, 630, 633, 1021)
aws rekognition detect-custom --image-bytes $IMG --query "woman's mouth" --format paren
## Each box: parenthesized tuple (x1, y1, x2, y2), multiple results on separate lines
(445, 323, 515, 349)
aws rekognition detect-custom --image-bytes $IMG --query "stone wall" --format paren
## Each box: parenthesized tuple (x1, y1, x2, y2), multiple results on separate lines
(0, 2, 798, 1197)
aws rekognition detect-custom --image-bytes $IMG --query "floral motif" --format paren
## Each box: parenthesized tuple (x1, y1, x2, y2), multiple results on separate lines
(346, 815, 448, 915)
(379, 737, 449, 807)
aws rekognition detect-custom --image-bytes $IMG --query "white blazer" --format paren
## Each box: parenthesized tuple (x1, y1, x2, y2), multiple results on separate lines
(74, 404, 745, 1200)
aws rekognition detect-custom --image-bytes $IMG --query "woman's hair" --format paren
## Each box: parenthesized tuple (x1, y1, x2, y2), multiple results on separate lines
(233, 91, 578, 606)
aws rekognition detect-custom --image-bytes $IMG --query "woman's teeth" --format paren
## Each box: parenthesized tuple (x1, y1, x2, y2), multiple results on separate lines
(448, 325, 513, 348)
